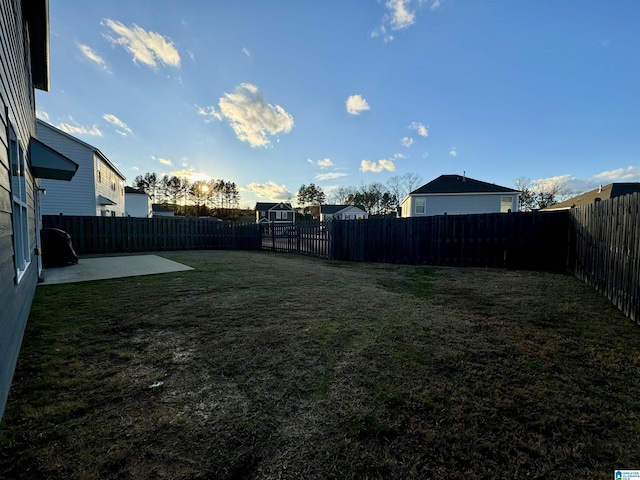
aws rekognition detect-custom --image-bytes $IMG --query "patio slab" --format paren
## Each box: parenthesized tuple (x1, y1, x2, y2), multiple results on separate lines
(39, 254, 194, 285)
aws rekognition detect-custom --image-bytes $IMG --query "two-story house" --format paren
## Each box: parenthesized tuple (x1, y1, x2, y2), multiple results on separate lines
(1, 0, 77, 421)
(36, 119, 126, 216)
(255, 202, 295, 224)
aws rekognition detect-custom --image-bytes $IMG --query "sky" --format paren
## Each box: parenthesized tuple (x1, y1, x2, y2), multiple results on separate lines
(36, 0, 640, 208)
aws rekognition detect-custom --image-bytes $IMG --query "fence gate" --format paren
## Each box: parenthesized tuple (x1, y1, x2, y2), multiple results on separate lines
(260, 222, 333, 259)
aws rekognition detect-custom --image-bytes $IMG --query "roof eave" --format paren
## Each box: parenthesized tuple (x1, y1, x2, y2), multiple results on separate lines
(24, 0, 50, 91)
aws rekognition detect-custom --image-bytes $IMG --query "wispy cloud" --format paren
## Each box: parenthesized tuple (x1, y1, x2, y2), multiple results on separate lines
(360, 159, 396, 173)
(401, 137, 414, 147)
(168, 168, 210, 182)
(594, 166, 640, 181)
(216, 83, 294, 147)
(78, 44, 109, 70)
(247, 181, 292, 201)
(346, 94, 370, 115)
(196, 105, 223, 122)
(387, 0, 416, 30)
(56, 121, 103, 137)
(308, 158, 334, 168)
(409, 121, 428, 137)
(158, 157, 173, 166)
(103, 113, 132, 136)
(36, 109, 49, 121)
(449, 147, 457, 157)
(242, 47, 250, 56)
(315, 172, 349, 181)
(430, 0, 441, 11)
(372, 0, 422, 41)
(102, 19, 181, 68)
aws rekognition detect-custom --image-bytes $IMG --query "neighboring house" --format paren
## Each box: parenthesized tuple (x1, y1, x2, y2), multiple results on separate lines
(401, 174, 520, 217)
(1, 0, 78, 421)
(542, 183, 640, 211)
(320, 204, 368, 221)
(152, 204, 175, 217)
(125, 186, 152, 218)
(255, 202, 295, 224)
(36, 119, 126, 216)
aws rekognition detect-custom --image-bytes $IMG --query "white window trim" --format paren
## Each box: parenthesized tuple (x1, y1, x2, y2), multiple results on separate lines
(9, 125, 30, 283)
(415, 197, 426, 214)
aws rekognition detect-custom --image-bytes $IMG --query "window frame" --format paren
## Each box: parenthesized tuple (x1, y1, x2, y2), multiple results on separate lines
(414, 197, 426, 214)
(501, 196, 513, 213)
(9, 124, 31, 283)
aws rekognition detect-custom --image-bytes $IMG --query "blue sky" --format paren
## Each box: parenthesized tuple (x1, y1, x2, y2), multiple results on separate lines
(37, 0, 640, 207)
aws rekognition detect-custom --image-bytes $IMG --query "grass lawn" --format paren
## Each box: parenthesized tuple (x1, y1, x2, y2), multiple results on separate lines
(1, 250, 640, 479)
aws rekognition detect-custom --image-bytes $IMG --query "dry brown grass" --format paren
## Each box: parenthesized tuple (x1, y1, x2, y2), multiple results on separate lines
(1, 250, 640, 479)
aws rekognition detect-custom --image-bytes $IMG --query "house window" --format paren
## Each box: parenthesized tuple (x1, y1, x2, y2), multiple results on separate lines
(9, 125, 30, 283)
(276, 211, 283, 219)
(344, 214, 350, 220)
(501, 196, 513, 213)
(415, 197, 426, 214)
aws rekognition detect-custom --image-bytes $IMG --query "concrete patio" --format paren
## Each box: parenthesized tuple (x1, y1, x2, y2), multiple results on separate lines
(39, 254, 194, 285)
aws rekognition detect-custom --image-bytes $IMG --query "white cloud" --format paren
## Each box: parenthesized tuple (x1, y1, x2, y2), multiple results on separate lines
(56, 122, 103, 137)
(102, 19, 181, 68)
(409, 122, 428, 137)
(449, 147, 457, 157)
(315, 172, 349, 181)
(103, 113, 132, 136)
(242, 47, 250, 56)
(168, 168, 210, 182)
(360, 159, 396, 173)
(196, 105, 223, 122)
(316, 158, 334, 168)
(346, 94, 370, 115)
(158, 158, 172, 166)
(132, 166, 140, 171)
(594, 166, 640, 181)
(217, 83, 294, 147)
(431, 0, 441, 11)
(401, 137, 414, 147)
(394, 153, 407, 159)
(247, 181, 292, 201)
(78, 44, 108, 70)
(36, 109, 49, 121)
(386, 0, 416, 30)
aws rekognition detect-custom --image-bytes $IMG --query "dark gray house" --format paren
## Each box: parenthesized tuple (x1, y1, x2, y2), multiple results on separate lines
(0, 0, 77, 421)
(255, 202, 295, 224)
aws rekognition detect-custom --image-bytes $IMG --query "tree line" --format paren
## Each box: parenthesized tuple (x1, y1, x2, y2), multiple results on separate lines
(297, 173, 423, 218)
(132, 172, 241, 218)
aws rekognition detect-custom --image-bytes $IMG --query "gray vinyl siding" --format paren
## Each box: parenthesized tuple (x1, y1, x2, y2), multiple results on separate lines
(36, 122, 96, 215)
(425, 194, 513, 216)
(404, 193, 519, 217)
(0, 0, 40, 421)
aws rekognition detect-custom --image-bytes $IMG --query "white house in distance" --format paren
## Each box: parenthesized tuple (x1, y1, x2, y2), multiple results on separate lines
(36, 119, 126, 216)
(255, 202, 295, 224)
(401, 174, 520, 217)
(320, 204, 368, 221)
(125, 186, 152, 217)
(152, 204, 175, 217)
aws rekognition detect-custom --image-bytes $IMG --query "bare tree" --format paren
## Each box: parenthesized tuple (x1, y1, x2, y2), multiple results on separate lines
(387, 172, 423, 204)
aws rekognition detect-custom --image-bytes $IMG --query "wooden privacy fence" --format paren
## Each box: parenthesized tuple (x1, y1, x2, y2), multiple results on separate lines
(42, 216, 261, 254)
(330, 211, 570, 271)
(570, 192, 640, 323)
